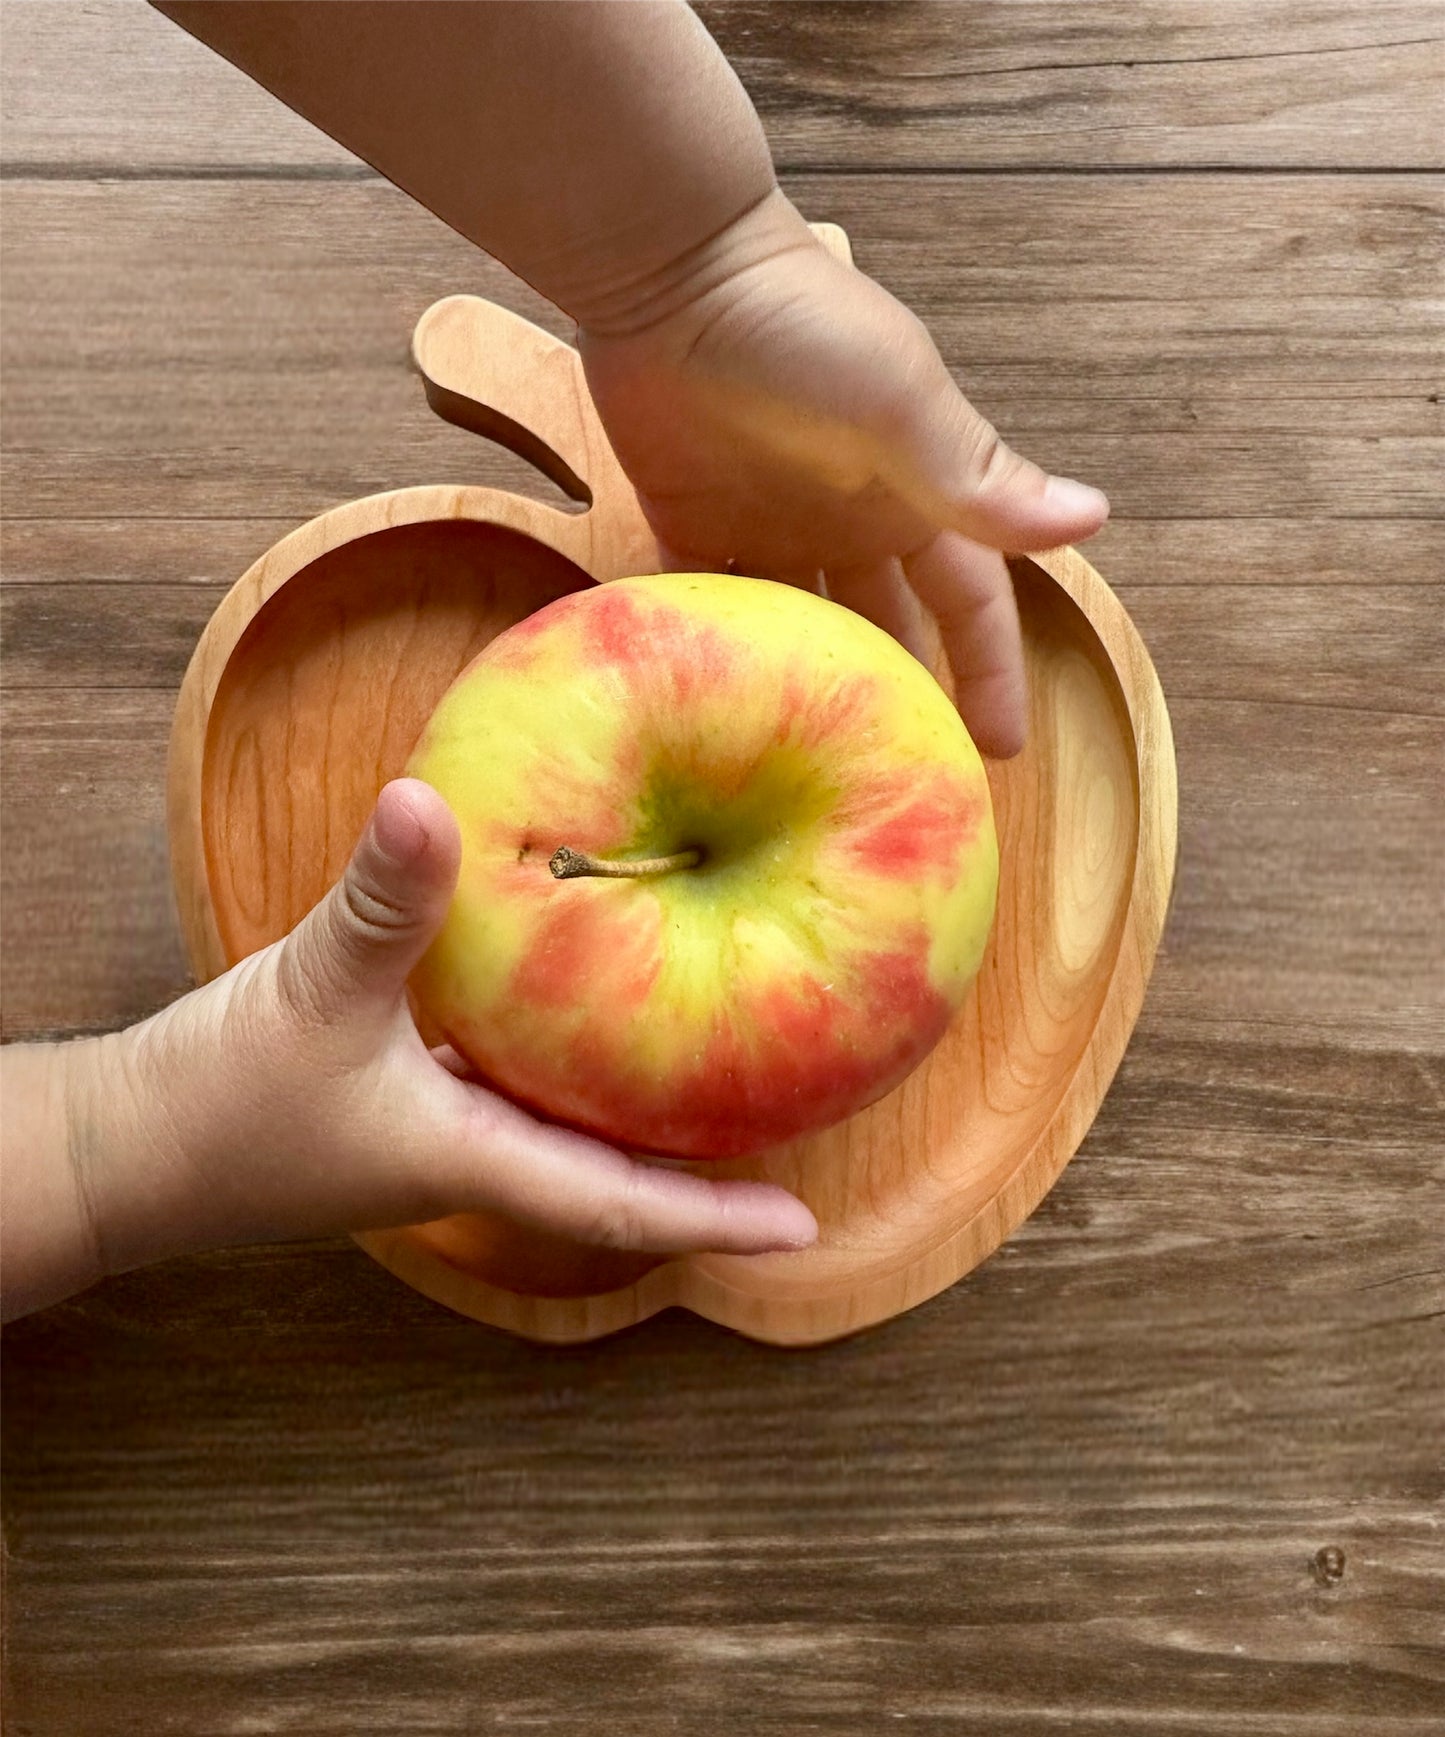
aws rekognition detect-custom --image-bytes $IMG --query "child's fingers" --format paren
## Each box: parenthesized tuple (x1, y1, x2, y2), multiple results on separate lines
(438, 1079, 819, 1256)
(882, 359, 1109, 554)
(824, 557, 934, 668)
(428, 1042, 476, 1081)
(934, 438, 1108, 555)
(283, 779, 461, 1022)
(904, 533, 1027, 760)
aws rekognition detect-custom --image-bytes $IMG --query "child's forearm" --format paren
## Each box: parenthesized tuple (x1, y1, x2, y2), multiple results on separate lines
(151, 0, 807, 333)
(1, 1030, 208, 1321)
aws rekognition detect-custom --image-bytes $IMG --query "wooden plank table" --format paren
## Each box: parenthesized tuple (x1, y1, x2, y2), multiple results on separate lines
(3, 3, 1442, 1730)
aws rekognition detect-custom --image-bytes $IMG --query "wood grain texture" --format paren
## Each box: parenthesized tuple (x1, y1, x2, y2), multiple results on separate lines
(702, 0, 1445, 172)
(3, 0, 1442, 171)
(7, 512, 1445, 590)
(3, 175, 1440, 522)
(3, 1023, 1442, 1730)
(4, 0, 1443, 1728)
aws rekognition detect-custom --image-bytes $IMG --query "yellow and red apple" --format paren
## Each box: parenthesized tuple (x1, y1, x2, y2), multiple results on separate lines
(406, 574, 997, 1159)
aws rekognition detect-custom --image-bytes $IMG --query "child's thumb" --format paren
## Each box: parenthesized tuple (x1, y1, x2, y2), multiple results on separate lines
(889, 367, 1109, 553)
(289, 779, 461, 1017)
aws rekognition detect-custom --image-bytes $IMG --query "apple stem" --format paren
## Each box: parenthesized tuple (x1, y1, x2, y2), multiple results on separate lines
(549, 845, 702, 881)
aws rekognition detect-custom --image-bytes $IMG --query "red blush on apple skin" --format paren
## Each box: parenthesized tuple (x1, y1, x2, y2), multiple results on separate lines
(579, 582, 654, 668)
(477, 963, 953, 1159)
(778, 668, 879, 752)
(582, 586, 744, 721)
(474, 588, 584, 673)
(544, 940, 951, 1159)
(510, 892, 663, 1015)
(857, 940, 949, 1027)
(661, 982, 949, 1156)
(847, 785, 984, 879)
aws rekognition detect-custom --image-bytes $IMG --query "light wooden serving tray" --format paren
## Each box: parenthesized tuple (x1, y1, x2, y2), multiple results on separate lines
(168, 226, 1176, 1346)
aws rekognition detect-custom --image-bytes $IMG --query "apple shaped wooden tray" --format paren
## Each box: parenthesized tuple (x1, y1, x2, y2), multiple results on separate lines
(169, 227, 1177, 1346)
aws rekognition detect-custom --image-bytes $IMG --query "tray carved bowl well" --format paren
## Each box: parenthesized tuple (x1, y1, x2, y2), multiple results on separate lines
(168, 228, 1177, 1345)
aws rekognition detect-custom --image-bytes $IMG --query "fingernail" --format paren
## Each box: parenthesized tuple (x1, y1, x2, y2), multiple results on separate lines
(1045, 475, 1110, 522)
(372, 786, 426, 865)
(761, 1207, 820, 1252)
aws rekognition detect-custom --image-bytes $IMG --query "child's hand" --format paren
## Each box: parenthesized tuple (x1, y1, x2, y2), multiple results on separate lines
(150, 9, 1106, 758)
(3, 780, 816, 1320)
(580, 192, 1110, 759)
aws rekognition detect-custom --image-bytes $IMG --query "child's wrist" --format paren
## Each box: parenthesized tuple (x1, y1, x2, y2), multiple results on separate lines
(569, 186, 821, 342)
(60, 1019, 209, 1282)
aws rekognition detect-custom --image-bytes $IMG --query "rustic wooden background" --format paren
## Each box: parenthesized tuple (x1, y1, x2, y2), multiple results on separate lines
(3, 2, 1442, 1731)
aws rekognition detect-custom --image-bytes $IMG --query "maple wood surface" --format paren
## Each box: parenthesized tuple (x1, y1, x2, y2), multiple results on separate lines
(2, 2, 1442, 1732)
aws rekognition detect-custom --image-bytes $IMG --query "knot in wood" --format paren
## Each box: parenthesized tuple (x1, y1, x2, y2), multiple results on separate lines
(1310, 1546, 1346, 1587)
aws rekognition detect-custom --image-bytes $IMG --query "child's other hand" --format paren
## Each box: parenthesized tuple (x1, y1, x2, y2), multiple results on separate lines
(579, 191, 1109, 759)
(71, 780, 817, 1285)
